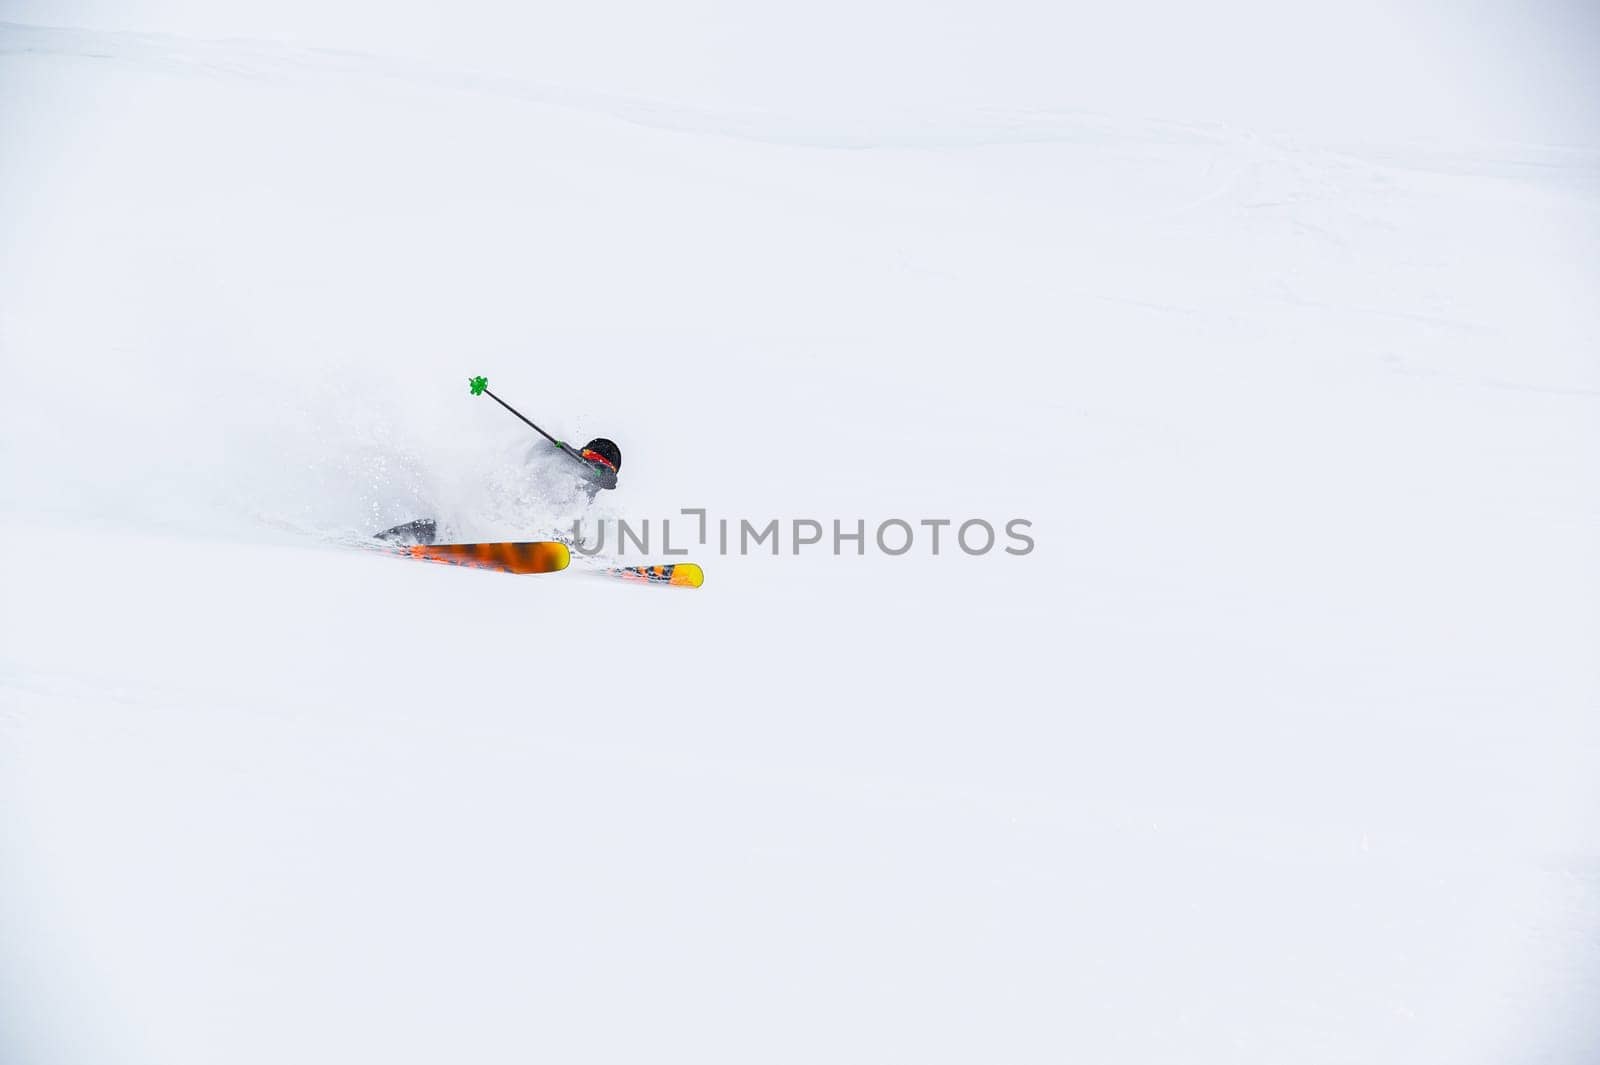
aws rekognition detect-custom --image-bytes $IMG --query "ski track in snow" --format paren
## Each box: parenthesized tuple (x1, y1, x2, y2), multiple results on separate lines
(6, 18, 1600, 186)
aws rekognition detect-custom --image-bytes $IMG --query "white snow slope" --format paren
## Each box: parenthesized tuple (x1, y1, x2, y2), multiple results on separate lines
(2, 5, 1598, 1064)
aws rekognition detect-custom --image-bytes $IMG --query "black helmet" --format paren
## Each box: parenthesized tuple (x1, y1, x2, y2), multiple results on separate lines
(581, 438, 621, 472)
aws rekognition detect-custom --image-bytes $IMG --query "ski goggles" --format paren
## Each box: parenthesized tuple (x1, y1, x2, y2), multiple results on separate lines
(580, 448, 617, 472)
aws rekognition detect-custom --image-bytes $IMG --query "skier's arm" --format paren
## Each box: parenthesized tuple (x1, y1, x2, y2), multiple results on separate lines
(553, 439, 617, 489)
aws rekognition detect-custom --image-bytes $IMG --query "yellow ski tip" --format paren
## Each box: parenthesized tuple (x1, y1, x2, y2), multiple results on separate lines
(668, 563, 705, 588)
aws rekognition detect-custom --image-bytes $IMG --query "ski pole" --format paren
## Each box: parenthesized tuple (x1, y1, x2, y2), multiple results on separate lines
(468, 376, 588, 467)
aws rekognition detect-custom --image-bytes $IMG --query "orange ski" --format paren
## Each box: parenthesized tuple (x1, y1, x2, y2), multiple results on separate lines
(405, 540, 570, 575)
(607, 563, 704, 588)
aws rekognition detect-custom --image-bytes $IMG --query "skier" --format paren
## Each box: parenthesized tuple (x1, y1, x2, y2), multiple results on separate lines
(469, 375, 620, 496)
(554, 436, 621, 495)
(374, 380, 620, 546)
